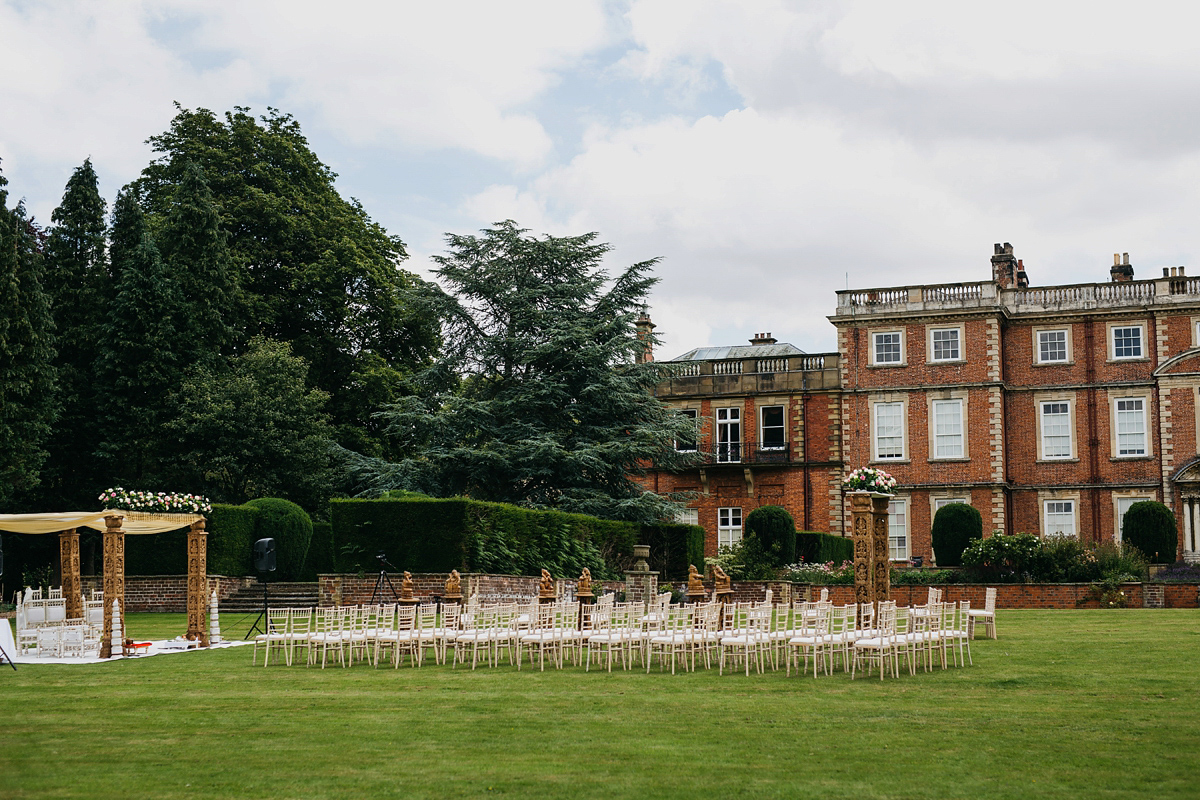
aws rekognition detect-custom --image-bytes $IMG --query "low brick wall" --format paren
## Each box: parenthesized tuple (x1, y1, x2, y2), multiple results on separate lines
(318, 573, 626, 607)
(78, 575, 256, 612)
(796, 583, 1200, 609)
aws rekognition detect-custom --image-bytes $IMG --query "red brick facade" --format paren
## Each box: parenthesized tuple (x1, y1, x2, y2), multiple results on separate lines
(645, 246, 1200, 565)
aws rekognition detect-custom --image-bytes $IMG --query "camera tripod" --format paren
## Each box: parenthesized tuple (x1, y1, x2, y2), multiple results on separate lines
(370, 553, 399, 605)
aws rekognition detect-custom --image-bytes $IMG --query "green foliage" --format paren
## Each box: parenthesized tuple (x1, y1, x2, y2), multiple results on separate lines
(639, 523, 706, 579)
(706, 540, 778, 581)
(206, 503, 259, 577)
(744, 506, 796, 567)
(246, 498, 313, 581)
(302, 520, 334, 580)
(890, 568, 963, 585)
(962, 533, 1148, 583)
(795, 531, 854, 566)
(0, 171, 58, 505)
(134, 106, 438, 454)
(931, 503, 983, 567)
(783, 559, 854, 584)
(961, 533, 1042, 582)
(1122, 501, 1177, 564)
(345, 220, 696, 524)
(164, 337, 336, 511)
(331, 497, 638, 580)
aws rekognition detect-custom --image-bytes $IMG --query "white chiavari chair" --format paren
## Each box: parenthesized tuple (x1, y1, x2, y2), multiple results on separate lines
(308, 607, 345, 668)
(286, 607, 312, 666)
(453, 603, 497, 669)
(969, 587, 997, 639)
(254, 608, 291, 666)
(944, 601, 973, 667)
(647, 603, 695, 674)
(518, 602, 559, 671)
(852, 601, 901, 680)
(719, 602, 770, 676)
(432, 603, 461, 665)
(788, 602, 832, 678)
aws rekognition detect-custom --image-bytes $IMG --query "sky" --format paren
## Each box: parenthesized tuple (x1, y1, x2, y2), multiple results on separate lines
(3, 0, 1200, 358)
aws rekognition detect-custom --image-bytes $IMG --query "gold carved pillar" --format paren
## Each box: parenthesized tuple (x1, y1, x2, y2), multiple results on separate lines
(59, 528, 83, 620)
(100, 515, 125, 659)
(186, 519, 209, 646)
(850, 491, 893, 616)
(851, 493, 874, 609)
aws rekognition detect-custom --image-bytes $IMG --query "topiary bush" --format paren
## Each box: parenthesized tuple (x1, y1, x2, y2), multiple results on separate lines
(205, 503, 259, 577)
(1122, 501, 1177, 564)
(246, 498, 313, 581)
(931, 503, 983, 567)
(744, 505, 796, 567)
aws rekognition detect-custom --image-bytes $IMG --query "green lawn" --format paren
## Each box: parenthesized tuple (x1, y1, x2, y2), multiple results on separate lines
(1, 610, 1197, 799)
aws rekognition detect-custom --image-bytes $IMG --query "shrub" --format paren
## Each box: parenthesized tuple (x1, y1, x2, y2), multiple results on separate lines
(1030, 535, 1100, 583)
(795, 531, 854, 565)
(931, 503, 983, 567)
(961, 533, 1041, 582)
(246, 498, 314, 581)
(890, 568, 962, 585)
(300, 521, 334, 580)
(639, 523, 706, 580)
(1122, 501, 1177, 564)
(206, 503, 259, 576)
(783, 560, 854, 585)
(1091, 541, 1147, 582)
(705, 540, 778, 581)
(744, 506, 796, 567)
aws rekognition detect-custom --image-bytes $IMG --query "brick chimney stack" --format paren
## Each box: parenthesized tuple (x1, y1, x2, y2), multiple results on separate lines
(1110, 252, 1134, 282)
(749, 332, 777, 345)
(635, 310, 656, 364)
(992, 242, 1018, 288)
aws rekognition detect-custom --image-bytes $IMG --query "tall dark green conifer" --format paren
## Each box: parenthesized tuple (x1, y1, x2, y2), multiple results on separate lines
(157, 163, 236, 366)
(36, 160, 109, 507)
(94, 188, 186, 483)
(0, 166, 58, 504)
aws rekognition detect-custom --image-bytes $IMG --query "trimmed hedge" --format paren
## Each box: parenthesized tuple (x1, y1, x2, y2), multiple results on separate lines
(640, 523, 707, 579)
(207, 504, 259, 576)
(931, 503, 983, 567)
(1122, 501, 1177, 564)
(795, 531, 853, 565)
(300, 521, 334, 581)
(331, 498, 640, 580)
(745, 506, 796, 566)
(246, 498, 313, 581)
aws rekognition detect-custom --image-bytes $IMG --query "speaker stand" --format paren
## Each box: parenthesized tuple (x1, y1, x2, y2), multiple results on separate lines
(244, 580, 270, 640)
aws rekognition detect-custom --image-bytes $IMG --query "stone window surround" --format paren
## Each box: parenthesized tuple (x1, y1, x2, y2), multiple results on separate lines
(671, 403, 701, 452)
(888, 494, 910, 562)
(1107, 389, 1153, 460)
(717, 506, 743, 548)
(1112, 490, 1155, 544)
(926, 323, 965, 364)
(1034, 391, 1078, 462)
(1038, 489, 1081, 538)
(1032, 324, 1074, 366)
(1106, 319, 1149, 362)
(868, 327, 907, 367)
(1191, 316, 1200, 349)
(756, 396, 789, 451)
(926, 389, 970, 462)
(870, 393, 909, 463)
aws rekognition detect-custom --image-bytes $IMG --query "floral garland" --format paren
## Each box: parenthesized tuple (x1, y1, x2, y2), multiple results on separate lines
(99, 488, 212, 514)
(842, 467, 897, 494)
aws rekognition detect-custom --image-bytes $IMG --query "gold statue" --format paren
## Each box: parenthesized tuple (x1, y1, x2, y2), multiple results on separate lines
(712, 564, 731, 594)
(401, 571, 414, 600)
(444, 569, 462, 598)
(687, 564, 705, 594)
(577, 567, 593, 596)
(538, 568, 556, 598)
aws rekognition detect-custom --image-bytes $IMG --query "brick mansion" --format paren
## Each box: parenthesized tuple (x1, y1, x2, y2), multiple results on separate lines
(641, 244, 1200, 565)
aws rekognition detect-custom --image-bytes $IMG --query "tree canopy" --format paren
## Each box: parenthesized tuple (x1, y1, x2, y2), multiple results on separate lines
(345, 220, 694, 524)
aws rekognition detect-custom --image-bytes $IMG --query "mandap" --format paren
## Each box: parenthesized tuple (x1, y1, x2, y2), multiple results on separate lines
(0, 511, 209, 657)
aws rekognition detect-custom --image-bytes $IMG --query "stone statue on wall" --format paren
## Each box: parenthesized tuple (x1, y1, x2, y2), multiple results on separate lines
(539, 568, 556, 598)
(401, 571, 414, 600)
(444, 570, 461, 598)
(712, 564, 731, 594)
(687, 564, 705, 594)
(577, 567, 593, 596)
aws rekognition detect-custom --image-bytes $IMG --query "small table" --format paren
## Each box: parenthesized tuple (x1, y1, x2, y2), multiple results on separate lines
(126, 641, 153, 656)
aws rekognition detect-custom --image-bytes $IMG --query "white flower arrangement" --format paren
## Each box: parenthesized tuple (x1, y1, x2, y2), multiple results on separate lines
(99, 487, 212, 514)
(842, 467, 897, 494)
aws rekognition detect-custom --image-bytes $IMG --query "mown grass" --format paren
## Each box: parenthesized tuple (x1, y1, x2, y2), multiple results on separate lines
(1, 610, 1197, 799)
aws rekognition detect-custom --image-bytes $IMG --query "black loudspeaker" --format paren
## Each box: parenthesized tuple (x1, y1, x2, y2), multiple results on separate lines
(253, 538, 276, 573)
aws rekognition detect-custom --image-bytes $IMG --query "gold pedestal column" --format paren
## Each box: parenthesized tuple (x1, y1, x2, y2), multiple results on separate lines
(100, 515, 125, 659)
(871, 496, 891, 606)
(186, 519, 210, 646)
(851, 492, 893, 618)
(58, 528, 82, 620)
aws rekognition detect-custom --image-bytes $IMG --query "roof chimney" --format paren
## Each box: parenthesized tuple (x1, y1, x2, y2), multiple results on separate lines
(749, 332, 777, 345)
(992, 243, 1017, 288)
(1015, 259, 1029, 288)
(634, 310, 656, 364)
(1111, 252, 1134, 282)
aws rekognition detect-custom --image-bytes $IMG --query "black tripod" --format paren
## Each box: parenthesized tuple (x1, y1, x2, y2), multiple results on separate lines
(0, 640, 15, 671)
(370, 553, 399, 605)
(244, 579, 270, 639)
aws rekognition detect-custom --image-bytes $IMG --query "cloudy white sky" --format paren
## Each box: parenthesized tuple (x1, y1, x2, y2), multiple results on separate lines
(3, 0, 1199, 357)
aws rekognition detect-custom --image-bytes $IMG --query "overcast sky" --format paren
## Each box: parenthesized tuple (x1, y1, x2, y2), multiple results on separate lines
(3, 1, 1199, 357)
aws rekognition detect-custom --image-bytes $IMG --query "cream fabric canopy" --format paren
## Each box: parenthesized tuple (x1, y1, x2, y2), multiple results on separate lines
(0, 510, 203, 535)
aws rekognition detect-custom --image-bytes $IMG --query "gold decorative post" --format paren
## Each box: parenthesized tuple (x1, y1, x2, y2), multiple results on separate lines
(100, 515, 125, 659)
(58, 528, 82, 620)
(871, 495, 891, 606)
(186, 519, 209, 646)
(851, 491, 892, 617)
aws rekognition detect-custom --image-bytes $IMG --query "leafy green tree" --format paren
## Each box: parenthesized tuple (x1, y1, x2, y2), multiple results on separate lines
(245, 498, 314, 581)
(745, 505, 797, 566)
(0, 168, 58, 504)
(345, 220, 696, 524)
(94, 189, 186, 484)
(34, 160, 108, 507)
(133, 106, 438, 452)
(931, 503, 983, 566)
(1122, 501, 1177, 564)
(156, 162, 237, 366)
(164, 336, 335, 511)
